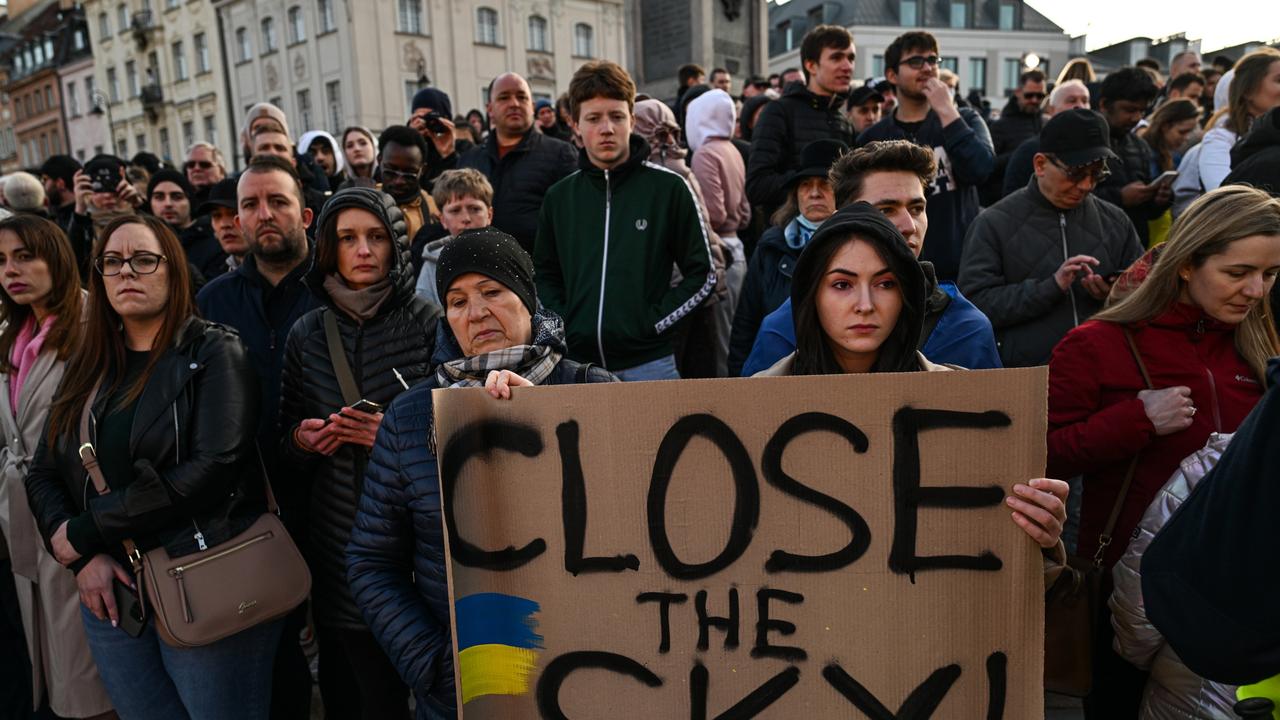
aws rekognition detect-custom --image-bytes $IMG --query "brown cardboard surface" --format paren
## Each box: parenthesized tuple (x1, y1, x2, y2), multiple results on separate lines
(434, 367, 1048, 719)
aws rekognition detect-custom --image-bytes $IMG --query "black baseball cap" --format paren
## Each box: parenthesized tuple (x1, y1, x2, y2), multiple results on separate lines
(847, 85, 885, 108)
(865, 76, 893, 93)
(1039, 109, 1118, 167)
(196, 177, 239, 216)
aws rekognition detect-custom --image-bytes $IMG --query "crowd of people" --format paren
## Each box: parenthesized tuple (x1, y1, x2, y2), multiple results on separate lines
(0, 20, 1278, 720)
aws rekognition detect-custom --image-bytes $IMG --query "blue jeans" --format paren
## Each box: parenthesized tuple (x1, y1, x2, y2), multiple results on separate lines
(80, 604, 282, 720)
(613, 354, 680, 382)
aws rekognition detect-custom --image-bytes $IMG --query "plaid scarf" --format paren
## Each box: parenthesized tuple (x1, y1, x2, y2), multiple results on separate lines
(435, 313, 564, 388)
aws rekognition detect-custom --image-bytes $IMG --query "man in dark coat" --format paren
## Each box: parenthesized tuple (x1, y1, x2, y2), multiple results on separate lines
(194, 155, 319, 719)
(984, 69, 1047, 205)
(745, 24, 856, 211)
(959, 109, 1145, 368)
(437, 73, 578, 253)
(1092, 67, 1170, 247)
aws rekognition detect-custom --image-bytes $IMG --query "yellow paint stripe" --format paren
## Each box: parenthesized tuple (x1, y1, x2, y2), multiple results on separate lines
(458, 643, 540, 704)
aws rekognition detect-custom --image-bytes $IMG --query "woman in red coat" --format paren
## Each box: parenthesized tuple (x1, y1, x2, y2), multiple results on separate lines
(1047, 184, 1280, 717)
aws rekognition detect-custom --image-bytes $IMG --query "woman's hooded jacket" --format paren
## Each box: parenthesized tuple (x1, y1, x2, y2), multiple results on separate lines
(278, 187, 440, 628)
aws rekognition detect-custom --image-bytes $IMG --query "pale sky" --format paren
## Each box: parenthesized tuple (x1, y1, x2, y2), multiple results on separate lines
(1024, 1, 1277, 53)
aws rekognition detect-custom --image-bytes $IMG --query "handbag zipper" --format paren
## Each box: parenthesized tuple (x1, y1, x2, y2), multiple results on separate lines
(167, 530, 274, 624)
(168, 531, 274, 577)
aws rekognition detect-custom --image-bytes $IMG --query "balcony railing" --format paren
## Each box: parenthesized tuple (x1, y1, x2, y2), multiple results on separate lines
(140, 83, 164, 107)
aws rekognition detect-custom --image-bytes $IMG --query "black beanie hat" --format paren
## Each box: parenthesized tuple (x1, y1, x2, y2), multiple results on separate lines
(146, 169, 195, 201)
(436, 227, 537, 315)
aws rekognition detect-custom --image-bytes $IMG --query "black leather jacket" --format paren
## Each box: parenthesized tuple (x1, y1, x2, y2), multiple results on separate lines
(25, 318, 267, 570)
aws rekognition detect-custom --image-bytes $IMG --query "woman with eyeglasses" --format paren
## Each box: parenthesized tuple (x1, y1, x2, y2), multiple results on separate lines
(24, 215, 281, 720)
(1047, 185, 1280, 716)
(0, 215, 114, 718)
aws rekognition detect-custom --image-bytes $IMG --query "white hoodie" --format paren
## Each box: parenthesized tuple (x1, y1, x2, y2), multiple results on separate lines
(297, 130, 346, 177)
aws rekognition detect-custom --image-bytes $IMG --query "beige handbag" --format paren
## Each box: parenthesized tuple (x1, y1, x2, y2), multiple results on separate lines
(77, 376, 310, 648)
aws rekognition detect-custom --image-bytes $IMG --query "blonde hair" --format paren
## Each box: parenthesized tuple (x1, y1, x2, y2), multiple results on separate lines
(1226, 48, 1280, 137)
(1056, 58, 1096, 85)
(1095, 185, 1280, 382)
(431, 168, 494, 209)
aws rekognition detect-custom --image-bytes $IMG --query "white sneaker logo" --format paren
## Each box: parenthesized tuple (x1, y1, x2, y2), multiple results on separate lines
(635, 219, 648, 231)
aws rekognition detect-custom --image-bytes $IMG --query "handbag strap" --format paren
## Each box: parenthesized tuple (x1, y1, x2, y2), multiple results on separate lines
(77, 375, 143, 573)
(323, 310, 361, 407)
(1093, 329, 1157, 567)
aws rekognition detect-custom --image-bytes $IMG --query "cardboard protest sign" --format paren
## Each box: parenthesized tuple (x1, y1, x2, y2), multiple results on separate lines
(434, 367, 1048, 719)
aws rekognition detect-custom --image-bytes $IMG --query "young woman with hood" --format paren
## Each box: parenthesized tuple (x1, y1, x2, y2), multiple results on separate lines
(687, 89, 752, 377)
(278, 187, 441, 719)
(756, 203, 1069, 563)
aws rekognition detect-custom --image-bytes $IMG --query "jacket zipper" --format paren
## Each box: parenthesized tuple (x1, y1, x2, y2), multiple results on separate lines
(596, 169, 612, 369)
(174, 386, 207, 551)
(1060, 213, 1080, 327)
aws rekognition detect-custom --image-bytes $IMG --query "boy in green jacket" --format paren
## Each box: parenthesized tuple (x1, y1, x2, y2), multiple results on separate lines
(534, 60, 717, 380)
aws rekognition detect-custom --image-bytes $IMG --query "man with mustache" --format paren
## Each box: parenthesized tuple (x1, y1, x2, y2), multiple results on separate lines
(746, 24, 857, 213)
(193, 154, 319, 718)
(859, 30, 995, 282)
(434, 72, 577, 254)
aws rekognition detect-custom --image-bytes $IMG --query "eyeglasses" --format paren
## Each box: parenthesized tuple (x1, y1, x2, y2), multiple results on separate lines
(380, 167, 422, 181)
(1022, 92, 1046, 100)
(95, 252, 167, 276)
(901, 55, 941, 70)
(184, 160, 214, 170)
(1047, 156, 1112, 185)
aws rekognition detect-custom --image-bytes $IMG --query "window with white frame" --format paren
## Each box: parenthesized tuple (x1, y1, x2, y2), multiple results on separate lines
(297, 89, 312, 129)
(195, 32, 210, 73)
(126, 60, 139, 96)
(67, 82, 80, 116)
(236, 27, 252, 62)
(527, 15, 548, 52)
(172, 41, 188, 81)
(203, 114, 217, 144)
(159, 127, 171, 161)
(99, 12, 111, 39)
(476, 7, 499, 45)
(573, 23, 593, 57)
(326, 80, 342, 131)
(398, 0, 424, 34)
(288, 6, 306, 43)
(318, 0, 336, 33)
(182, 120, 195, 150)
(107, 66, 120, 102)
(261, 17, 278, 53)
(117, 4, 128, 33)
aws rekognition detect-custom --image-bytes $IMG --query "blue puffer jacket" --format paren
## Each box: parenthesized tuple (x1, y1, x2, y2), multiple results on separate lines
(345, 316, 614, 718)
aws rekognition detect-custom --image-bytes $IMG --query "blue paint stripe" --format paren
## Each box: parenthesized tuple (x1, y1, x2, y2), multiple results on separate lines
(455, 593, 543, 651)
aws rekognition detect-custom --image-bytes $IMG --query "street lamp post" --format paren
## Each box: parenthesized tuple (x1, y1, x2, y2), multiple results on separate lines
(89, 90, 114, 155)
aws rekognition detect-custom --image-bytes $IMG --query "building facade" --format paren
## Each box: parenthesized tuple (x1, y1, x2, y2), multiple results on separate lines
(1, 0, 90, 170)
(1086, 33, 1201, 76)
(627, 0, 769, 100)
(82, 0, 233, 165)
(767, 0, 1070, 107)
(214, 0, 626, 168)
(60, 54, 109, 161)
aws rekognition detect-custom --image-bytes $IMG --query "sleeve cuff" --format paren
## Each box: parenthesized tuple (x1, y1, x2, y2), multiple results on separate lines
(66, 513, 105, 559)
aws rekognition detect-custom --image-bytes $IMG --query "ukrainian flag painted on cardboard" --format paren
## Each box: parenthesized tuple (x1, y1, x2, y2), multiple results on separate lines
(456, 592, 544, 704)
